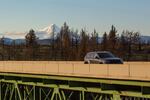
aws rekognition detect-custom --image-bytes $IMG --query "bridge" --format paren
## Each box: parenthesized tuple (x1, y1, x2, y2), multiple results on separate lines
(0, 61, 150, 100)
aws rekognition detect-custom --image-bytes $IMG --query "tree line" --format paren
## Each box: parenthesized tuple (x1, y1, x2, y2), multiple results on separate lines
(0, 22, 149, 61)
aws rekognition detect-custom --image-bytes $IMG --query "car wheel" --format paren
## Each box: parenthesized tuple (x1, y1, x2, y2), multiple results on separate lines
(84, 61, 88, 64)
(88, 61, 91, 64)
(99, 62, 103, 64)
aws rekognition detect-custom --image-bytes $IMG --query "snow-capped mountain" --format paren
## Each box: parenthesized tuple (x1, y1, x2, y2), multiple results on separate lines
(0, 24, 60, 40)
(36, 24, 60, 39)
(39, 24, 60, 34)
(0, 24, 61, 45)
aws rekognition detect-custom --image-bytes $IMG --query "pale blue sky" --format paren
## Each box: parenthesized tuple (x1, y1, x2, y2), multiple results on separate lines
(0, 0, 150, 36)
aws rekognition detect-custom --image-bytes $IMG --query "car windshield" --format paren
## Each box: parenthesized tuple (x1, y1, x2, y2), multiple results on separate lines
(98, 53, 115, 58)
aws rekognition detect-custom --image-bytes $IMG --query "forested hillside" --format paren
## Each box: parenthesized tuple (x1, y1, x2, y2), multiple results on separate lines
(0, 23, 149, 61)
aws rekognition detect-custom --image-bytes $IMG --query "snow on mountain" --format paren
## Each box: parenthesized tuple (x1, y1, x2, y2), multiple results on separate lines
(0, 32, 26, 39)
(0, 24, 61, 45)
(0, 24, 60, 40)
(36, 24, 60, 39)
(39, 24, 60, 34)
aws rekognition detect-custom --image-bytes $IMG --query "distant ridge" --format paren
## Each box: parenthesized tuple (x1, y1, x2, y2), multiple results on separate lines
(0, 24, 60, 40)
(0, 24, 150, 45)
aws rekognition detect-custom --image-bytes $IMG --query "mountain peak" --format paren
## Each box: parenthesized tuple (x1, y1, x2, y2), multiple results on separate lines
(39, 24, 60, 34)
(36, 24, 60, 39)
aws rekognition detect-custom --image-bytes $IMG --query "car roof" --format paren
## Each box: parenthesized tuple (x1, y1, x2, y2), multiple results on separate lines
(87, 51, 111, 54)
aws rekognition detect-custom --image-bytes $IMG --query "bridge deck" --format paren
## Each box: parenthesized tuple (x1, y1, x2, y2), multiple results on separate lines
(0, 61, 150, 81)
(0, 61, 150, 99)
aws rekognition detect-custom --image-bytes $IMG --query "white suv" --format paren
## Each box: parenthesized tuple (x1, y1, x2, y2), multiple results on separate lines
(84, 51, 123, 64)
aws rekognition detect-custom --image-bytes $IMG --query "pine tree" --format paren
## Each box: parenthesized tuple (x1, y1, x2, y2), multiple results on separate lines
(118, 31, 128, 58)
(59, 22, 71, 60)
(90, 29, 98, 51)
(108, 25, 117, 53)
(25, 29, 38, 47)
(79, 29, 89, 60)
(0, 36, 5, 49)
(120, 30, 141, 60)
(25, 29, 38, 60)
(101, 32, 108, 50)
(51, 24, 55, 60)
(70, 29, 79, 60)
(0, 37, 5, 60)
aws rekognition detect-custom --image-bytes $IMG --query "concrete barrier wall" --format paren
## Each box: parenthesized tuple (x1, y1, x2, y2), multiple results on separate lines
(108, 64, 129, 77)
(59, 64, 74, 75)
(124, 62, 150, 64)
(130, 64, 150, 78)
(89, 64, 108, 76)
(74, 64, 90, 75)
(45, 63, 59, 74)
(0, 61, 150, 80)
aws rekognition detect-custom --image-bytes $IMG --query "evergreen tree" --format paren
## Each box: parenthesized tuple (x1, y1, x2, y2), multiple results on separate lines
(108, 25, 117, 53)
(90, 29, 98, 51)
(70, 29, 79, 60)
(25, 29, 38, 47)
(0, 36, 5, 48)
(101, 32, 108, 50)
(51, 24, 55, 60)
(118, 31, 128, 58)
(25, 29, 38, 60)
(59, 22, 71, 60)
(121, 31, 141, 60)
(79, 29, 89, 60)
(0, 37, 5, 60)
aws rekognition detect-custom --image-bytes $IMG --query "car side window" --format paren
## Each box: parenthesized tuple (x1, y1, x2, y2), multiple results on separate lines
(95, 56, 99, 59)
(94, 54, 99, 59)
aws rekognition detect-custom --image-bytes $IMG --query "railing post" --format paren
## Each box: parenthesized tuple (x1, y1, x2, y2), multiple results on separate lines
(72, 63, 74, 75)
(39, 88, 41, 100)
(80, 91, 84, 100)
(15, 83, 22, 100)
(107, 64, 109, 76)
(128, 64, 131, 77)
(89, 63, 90, 73)
(0, 82, 1, 100)
(33, 86, 35, 100)
(58, 63, 59, 74)
(113, 94, 121, 100)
